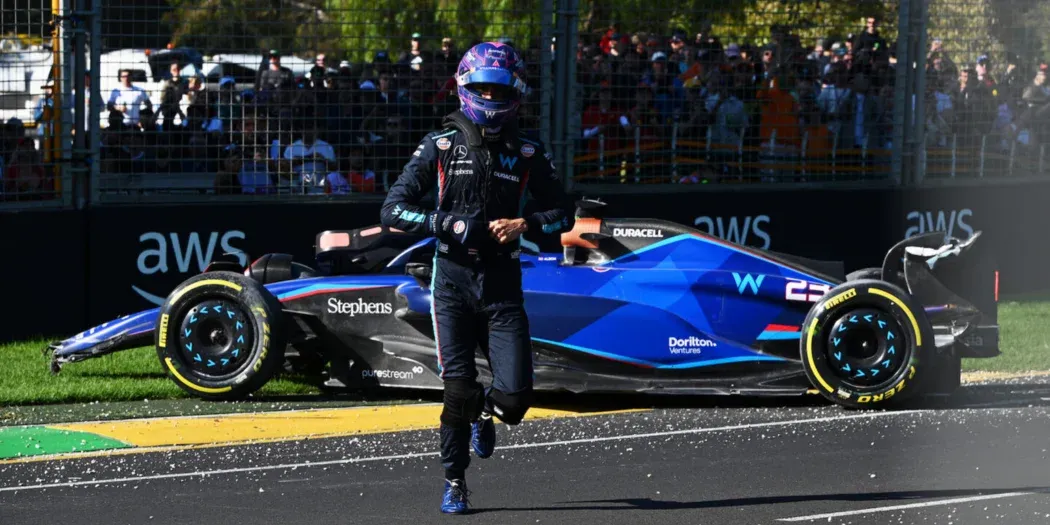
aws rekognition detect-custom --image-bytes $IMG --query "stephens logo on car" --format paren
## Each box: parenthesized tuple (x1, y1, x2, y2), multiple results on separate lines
(327, 297, 393, 316)
(668, 336, 717, 354)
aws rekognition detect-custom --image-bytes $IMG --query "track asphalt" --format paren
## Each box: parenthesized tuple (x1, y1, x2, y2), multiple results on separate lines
(2, 379, 1050, 524)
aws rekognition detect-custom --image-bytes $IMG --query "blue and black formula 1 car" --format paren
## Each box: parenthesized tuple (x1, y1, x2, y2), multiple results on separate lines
(46, 199, 1000, 409)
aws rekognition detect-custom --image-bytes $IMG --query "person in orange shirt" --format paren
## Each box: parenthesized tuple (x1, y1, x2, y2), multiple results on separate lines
(797, 79, 833, 162)
(755, 74, 802, 148)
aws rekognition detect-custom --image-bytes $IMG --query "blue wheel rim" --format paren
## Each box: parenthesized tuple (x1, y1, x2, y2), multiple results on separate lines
(176, 299, 254, 379)
(825, 308, 905, 388)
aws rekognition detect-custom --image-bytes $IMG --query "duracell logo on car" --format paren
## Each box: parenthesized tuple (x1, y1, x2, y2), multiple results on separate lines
(327, 297, 394, 316)
(613, 227, 664, 238)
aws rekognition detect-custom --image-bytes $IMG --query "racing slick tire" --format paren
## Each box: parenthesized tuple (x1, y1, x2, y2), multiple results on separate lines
(800, 279, 934, 410)
(154, 271, 286, 401)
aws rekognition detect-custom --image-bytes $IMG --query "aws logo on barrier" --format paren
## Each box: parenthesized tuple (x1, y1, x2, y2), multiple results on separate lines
(134, 231, 248, 305)
(694, 215, 772, 249)
(904, 209, 975, 240)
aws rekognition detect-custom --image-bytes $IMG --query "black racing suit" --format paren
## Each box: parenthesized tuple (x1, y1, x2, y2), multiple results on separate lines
(381, 110, 571, 481)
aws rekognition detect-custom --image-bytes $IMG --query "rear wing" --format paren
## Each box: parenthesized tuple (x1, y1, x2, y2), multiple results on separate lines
(881, 231, 999, 357)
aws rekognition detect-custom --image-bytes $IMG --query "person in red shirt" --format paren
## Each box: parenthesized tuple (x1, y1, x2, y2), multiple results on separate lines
(581, 81, 625, 154)
(344, 147, 378, 193)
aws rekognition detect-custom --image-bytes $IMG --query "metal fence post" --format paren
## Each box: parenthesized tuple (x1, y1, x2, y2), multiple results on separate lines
(561, 0, 579, 193)
(911, 0, 929, 185)
(71, 0, 89, 210)
(88, 0, 101, 206)
(551, 0, 568, 192)
(891, 0, 911, 187)
(539, 0, 553, 149)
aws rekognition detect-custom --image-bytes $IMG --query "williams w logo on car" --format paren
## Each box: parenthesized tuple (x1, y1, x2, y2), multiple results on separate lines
(732, 272, 765, 295)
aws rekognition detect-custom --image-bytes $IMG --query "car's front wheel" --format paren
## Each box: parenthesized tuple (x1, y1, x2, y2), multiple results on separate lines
(155, 271, 286, 401)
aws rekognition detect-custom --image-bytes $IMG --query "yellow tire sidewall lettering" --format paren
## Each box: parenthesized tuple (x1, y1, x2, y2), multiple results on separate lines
(822, 287, 857, 311)
(158, 314, 169, 348)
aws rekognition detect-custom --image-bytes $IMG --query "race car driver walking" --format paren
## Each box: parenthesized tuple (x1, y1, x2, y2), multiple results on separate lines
(380, 42, 572, 514)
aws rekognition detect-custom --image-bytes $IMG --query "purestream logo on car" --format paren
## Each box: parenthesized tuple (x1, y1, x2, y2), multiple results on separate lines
(362, 369, 416, 380)
(327, 297, 393, 316)
(668, 336, 718, 354)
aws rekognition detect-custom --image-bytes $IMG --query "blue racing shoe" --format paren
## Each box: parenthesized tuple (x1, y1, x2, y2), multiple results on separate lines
(471, 412, 495, 459)
(441, 479, 471, 514)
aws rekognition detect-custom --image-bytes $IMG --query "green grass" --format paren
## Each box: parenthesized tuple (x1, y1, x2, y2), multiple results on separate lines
(2, 300, 1048, 409)
(0, 340, 321, 407)
(961, 300, 1050, 373)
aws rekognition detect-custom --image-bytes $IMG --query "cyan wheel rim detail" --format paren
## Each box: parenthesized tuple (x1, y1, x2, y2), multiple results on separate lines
(825, 308, 905, 388)
(177, 299, 254, 379)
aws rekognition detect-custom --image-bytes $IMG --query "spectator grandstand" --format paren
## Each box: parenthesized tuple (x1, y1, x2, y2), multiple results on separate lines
(2, 2, 1049, 204)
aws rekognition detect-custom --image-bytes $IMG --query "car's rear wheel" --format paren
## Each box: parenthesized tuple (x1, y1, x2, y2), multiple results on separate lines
(155, 271, 286, 401)
(800, 279, 934, 410)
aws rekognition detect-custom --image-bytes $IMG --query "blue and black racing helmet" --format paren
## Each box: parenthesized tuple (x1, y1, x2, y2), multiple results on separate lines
(455, 42, 528, 128)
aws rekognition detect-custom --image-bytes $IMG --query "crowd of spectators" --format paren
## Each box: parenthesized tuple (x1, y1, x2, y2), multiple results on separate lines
(98, 38, 492, 195)
(5, 19, 1050, 199)
(923, 42, 1050, 161)
(0, 119, 50, 201)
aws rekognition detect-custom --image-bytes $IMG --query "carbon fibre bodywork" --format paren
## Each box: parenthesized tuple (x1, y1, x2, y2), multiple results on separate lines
(47, 203, 999, 399)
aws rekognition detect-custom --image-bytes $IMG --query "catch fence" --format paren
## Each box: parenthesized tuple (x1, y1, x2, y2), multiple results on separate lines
(1, 0, 1048, 208)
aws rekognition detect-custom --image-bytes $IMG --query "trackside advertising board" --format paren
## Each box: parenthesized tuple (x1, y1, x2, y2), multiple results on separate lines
(0, 182, 1044, 342)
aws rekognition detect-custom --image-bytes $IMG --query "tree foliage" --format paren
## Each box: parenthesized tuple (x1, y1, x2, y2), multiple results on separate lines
(160, 0, 1046, 71)
(926, 0, 1048, 75)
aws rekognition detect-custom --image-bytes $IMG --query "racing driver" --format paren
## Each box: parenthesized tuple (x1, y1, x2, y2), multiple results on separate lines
(380, 41, 572, 514)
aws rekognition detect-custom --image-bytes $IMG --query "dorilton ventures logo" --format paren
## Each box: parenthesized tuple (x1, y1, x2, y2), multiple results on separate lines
(668, 336, 717, 354)
(134, 231, 247, 305)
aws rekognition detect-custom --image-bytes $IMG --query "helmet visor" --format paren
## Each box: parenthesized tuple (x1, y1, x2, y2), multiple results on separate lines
(466, 82, 519, 102)
(458, 68, 525, 98)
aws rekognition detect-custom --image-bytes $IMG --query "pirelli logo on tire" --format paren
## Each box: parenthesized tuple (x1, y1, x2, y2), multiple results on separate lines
(822, 288, 857, 311)
(158, 314, 170, 348)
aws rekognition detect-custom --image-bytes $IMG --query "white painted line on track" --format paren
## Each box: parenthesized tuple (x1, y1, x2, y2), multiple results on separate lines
(777, 491, 1039, 521)
(0, 409, 921, 494)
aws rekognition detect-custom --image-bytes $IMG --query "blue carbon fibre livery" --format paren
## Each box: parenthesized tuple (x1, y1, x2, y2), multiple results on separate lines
(508, 233, 835, 369)
(54, 232, 837, 372)
(50, 221, 842, 388)
(47, 214, 1000, 404)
